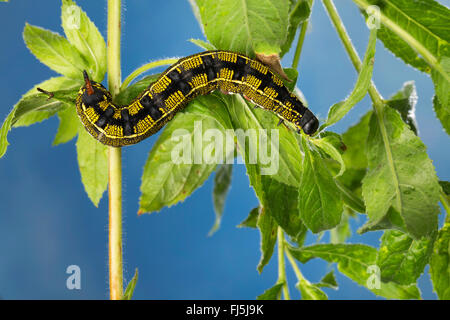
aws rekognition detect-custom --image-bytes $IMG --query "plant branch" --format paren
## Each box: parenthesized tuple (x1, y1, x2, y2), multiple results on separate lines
(291, 19, 310, 70)
(277, 227, 290, 300)
(284, 244, 305, 282)
(323, 0, 403, 213)
(120, 58, 179, 91)
(107, 0, 123, 300)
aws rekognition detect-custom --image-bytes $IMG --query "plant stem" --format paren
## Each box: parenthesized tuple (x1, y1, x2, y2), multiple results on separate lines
(322, 0, 383, 108)
(323, 0, 404, 212)
(284, 244, 305, 282)
(107, 0, 123, 300)
(292, 19, 310, 70)
(277, 227, 290, 300)
(120, 58, 179, 91)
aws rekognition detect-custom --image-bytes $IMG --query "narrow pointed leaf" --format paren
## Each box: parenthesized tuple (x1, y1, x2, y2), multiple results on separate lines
(256, 207, 277, 273)
(361, 106, 440, 239)
(61, 0, 106, 82)
(210, 163, 233, 235)
(288, 244, 420, 299)
(354, 0, 450, 81)
(237, 207, 259, 229)
(23, 24, 89, 79)
(296, 279, 328, 300)
(76, 125, 108, 206)
(122, 269, 138, 300)
(298, 138, 342, 233)
(257, 282, 284, 300)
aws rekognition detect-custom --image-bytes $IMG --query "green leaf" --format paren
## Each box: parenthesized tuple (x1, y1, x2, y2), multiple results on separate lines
(386, 81, 418, 135)
(311, 136, 345, 177)
(1, 85, 77, 158)
(430, 223, 450, 300)
(316, 270, 338, 289)
(256, 207, 278, 273)
(431, 56, 450, 135)
(288, 244, 421, 299)
(237, 207, 259, 229)
(377, 230, 434, 285)
(228, 94, 302, 188)
(337, 112, 372, 212)
(23, 23, 89, 79)
(122, 268, 138, 300)
(53, 106, 79, 145)
(189, 38, 217, 51)
(354, 0, 450, 82)
(298, 138, 343, 233)
(13, 77, 81, 128)
(114, 74, 160, 106)
(341, 111, 371, 172)
(226, 95, 306, 240)
(330, 209, 351, 244)
(296, 279, 328, 300)
(280, 0, 313, 56)
(139, 93, 233, 213)
(61, 0, 107, 82)
(323, 28, 377, 128)
(190, 0, 290, 55)
(256, 281, 284, 300)
(76, 125, 108, 206)
(433, 95, 450, 136)
(281, 68, 298, 91)
(210, 163, 233, 235)
(440, 181, 450, 197)
(360, 106, 441, 239)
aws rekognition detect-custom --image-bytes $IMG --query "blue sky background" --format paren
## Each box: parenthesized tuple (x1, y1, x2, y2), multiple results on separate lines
(0, 0, 448, 300)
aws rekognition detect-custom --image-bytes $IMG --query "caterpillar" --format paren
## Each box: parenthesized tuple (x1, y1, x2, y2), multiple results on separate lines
(74, 50, 319, 147)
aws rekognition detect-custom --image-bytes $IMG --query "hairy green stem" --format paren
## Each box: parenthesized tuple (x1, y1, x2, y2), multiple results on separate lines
(107, 0, 123, 300)
(284, 244, 305, 282)
(292, 19, 310, 70)
(120, 58, 179, 91)
(322, 0, 383, 107)
(323, 0, 403, 213)
(277, 227, 290, 300)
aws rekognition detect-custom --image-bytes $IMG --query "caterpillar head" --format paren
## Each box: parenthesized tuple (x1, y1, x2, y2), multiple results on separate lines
(81, 70, 112, 107)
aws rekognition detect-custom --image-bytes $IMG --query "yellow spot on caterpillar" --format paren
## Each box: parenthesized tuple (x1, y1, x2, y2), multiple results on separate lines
(152, 75, 171, 93)
(263, 87, 278, 98)
(128, 101, 143, 116)
(250, 60, 268, 75)
(189, 73, 208, 88)
(181, 55, 203, 70)
(271, 74, 283, 86)
(85, 106, 100, 123)
(218, 51, 237, 63)
(105, 124, 123, 138)
(245, 75, 262, 89)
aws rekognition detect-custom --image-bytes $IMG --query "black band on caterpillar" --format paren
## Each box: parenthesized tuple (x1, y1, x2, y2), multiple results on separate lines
(74, 50, 319, 147)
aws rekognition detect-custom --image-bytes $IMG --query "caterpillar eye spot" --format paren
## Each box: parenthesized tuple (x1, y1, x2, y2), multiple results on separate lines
(75, 50, 319, 146)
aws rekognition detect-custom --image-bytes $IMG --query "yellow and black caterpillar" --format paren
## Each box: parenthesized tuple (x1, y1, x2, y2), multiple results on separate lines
(75, 50, 319, 147)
